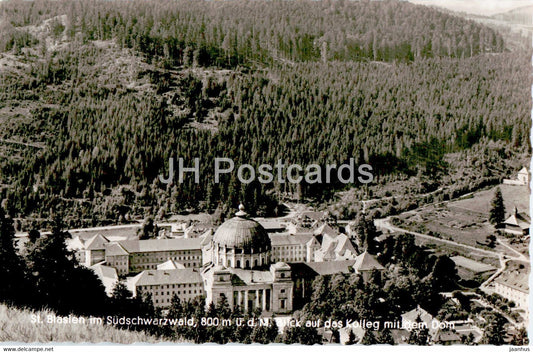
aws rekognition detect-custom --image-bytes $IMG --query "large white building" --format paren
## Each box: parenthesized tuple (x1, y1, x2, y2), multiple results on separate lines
(131, 268, 204, 308)
(74, 205, 365, 312)
(494, 270, 529, 313)
(105, 238, 203, 275)
(201, 205, 295, 314)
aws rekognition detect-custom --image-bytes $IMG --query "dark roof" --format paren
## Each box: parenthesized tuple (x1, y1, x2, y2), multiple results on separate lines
(213, 206, 271, 252)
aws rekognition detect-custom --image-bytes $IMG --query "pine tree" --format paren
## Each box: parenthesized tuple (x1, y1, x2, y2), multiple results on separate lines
(483, 313, 507, 345)
(0, 205, 26, 305)
(511, 327, 529, 345)
(489, 187, 505, 225)
(346, 329, 357, 345)
(25, 214, 107, 315)
(378, 328, 395, 345)
(362, 330, 378, 345)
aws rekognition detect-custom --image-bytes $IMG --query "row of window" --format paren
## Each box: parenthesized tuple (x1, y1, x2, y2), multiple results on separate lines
(136, 250, 199, 257)
(151, 289, 200, 296)
(141, 283, 200, 290)
(132, 254, 200, 263)
(132, 262, 199, 270)
(155, 296, 199, 305)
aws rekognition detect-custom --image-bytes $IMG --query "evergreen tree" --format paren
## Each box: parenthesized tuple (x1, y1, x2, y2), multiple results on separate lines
(362, 330, 378, 345)
(483, 313, 507, 345)
(489, 187, 505, 225)
(430, 255, 458, 292)
(283, 325, 322, 345)
(25, 214, 107, 315)
(378, 328, 395, 345)
(140, 217, 158, 239)
(346, 329, 357, 345)
(408, 316, 429, 345)
(0, 205, 26, 305)
(27, 229, 40, 243)
(511, 327, 529, 345)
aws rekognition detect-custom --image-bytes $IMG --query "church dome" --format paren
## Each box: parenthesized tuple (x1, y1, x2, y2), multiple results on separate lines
(213, 205, 271, 253)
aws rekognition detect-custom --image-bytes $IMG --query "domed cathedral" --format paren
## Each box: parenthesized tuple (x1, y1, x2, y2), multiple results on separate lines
(211, 204, 272, 269)
(201, 205, 293, 314)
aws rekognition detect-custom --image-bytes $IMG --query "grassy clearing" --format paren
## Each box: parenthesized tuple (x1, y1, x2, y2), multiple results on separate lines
(0, 304, 166, 343)
(397, 183, 529, 255)
(416, 237, 501, 268)
(449, 184, 529, 215)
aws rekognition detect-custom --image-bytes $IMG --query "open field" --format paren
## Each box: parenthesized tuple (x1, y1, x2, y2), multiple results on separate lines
(0, 305, 167, 343)
(396, 184, 529, 256)
(417, 238, 501, 268)
(448, 184, 529, 215)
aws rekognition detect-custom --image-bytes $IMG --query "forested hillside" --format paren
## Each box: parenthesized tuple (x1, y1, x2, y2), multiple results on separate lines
(0, 0, 530, 228)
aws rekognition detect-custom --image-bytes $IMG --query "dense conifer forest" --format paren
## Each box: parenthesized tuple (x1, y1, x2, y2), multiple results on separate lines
(0, 0, 530, 227)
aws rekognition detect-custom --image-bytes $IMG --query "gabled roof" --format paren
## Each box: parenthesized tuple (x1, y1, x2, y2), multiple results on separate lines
(84, 234, 109, 250)
(300, 211, 329, 222)
(200, 229, 213, 246)
(89, 263, 118, 296)
(495, 270, 529, 293)
(401, 306, 433, 324)
(314, 223, 338, 237)
(504, 208, 531, 229)
(303, 260, 356, 276)
(269, 233, 313, 246)
(90, 263, 118, 280)
(105, 242, 129, 256)
(66, 236, 85, 251)
(334, 234, 356, 256)
(286, 222, 314, 235)
(132, 269, 202, 286)
(518, 167, 528, 175)
(353, 251, 385, 272)
(157, 260, 186, 270)
(433, 329, 461, 343)
(117, 238, 203, 253)
(307, 236, 320, 247)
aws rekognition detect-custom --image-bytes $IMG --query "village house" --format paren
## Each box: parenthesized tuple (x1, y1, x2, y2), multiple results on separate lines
(401, 306, 439, 334)
(501, 207, 530, 236)
(503, 167, 529, 186)
(353, 251, 386, 281)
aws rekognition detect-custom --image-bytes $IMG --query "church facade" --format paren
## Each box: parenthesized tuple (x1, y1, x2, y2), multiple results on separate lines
(201, 205, 294, 314)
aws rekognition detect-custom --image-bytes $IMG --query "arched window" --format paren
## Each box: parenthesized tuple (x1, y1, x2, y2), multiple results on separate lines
(245, 260, 250, 268)
(254, 259, 258, 268)
(236, 260, 240, 268)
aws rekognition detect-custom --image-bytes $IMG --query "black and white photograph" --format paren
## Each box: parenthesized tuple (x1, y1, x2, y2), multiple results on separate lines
(0, 0, 531, 349)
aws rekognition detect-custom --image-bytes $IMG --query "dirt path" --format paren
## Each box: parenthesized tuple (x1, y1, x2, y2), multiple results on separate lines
(375, 216, 501, 258)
